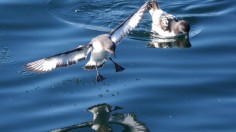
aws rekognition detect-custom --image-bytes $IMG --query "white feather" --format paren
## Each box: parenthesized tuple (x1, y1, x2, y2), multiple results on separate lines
(26, 45, 92, 72)
(84, 49, 108, 70)
(110, 0, 149, 44)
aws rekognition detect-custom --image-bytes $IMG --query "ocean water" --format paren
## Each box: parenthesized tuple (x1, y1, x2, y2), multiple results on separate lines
(1, 0, 236, 131)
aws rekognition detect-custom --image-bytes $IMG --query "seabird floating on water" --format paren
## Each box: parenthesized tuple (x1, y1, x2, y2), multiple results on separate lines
(26, 1, 149, 81)
(148, 0, 190, 38)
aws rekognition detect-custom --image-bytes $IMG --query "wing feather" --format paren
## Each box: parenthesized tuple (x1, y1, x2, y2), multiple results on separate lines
(26, 45, 92, 72)
(110, 113, 149, 132)
(109, 0, 149, 44)
(160, 14, 178, 32)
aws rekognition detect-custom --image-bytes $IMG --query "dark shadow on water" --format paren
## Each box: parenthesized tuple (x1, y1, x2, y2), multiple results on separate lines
(51, 103, 149, 132)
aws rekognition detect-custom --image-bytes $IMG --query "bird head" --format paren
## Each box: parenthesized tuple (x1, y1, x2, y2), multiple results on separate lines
(175, 20, 191, 37)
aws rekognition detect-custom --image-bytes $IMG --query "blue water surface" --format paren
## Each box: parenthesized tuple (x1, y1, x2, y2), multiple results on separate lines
(1, 0, 236, 131)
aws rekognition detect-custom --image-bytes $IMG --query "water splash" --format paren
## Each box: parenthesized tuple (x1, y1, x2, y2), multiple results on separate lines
(0, 47, 15, 64)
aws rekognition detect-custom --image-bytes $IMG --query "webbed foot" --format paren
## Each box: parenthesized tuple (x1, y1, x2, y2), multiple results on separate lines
(96, 73, 106, 82)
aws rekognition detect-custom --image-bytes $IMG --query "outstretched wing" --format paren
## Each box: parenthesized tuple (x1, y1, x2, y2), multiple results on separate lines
(110, 113, 149, 132)
(109, 0, 149, 44)
(26, 45, 92, 72)
(160, 13, 178, 32)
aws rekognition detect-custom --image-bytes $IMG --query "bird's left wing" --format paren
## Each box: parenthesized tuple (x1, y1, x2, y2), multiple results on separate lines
(26, 45, 92, 72)
(109, 0, 150, 44)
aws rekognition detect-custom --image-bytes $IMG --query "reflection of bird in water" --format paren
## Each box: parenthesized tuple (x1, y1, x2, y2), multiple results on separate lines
(26, 1, 149, 82)
(110, 113, 149, 132)
(88, 104, 149, 132)
(148, 0, 190, 38)
(88, 103, 112, 132)
(51, 103, 149, 132)
(147, 35, 191, 48)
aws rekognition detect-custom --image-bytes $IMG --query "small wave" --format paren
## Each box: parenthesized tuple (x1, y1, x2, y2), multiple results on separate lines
(49, 0, 202, 43)
(18, 70, 34, 77)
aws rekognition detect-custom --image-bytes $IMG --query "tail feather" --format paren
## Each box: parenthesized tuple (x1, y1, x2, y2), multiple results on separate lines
(83, 62, 105, 70)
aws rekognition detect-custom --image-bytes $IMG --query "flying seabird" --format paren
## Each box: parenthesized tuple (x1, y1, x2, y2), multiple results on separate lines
(26, 1, 149, 81)
(148, 0, 190, 38)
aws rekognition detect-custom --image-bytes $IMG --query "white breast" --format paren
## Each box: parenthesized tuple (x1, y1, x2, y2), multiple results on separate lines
(92, 41, 103, 51)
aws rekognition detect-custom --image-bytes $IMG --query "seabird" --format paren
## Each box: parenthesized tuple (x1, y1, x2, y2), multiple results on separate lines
(148, 0, 190, 38)
(26, 1, 149, 81)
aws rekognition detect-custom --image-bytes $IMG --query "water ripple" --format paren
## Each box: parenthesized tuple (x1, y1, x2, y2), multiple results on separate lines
(49, 0, 202, 41)
(0, 47, 15, 65)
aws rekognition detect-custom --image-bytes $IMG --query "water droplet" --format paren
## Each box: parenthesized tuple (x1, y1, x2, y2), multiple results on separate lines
(112, 92, 119, 96)
(74, 9, 80, 13)
(98, 94, 104, 97)
(0, 47, 15, 64)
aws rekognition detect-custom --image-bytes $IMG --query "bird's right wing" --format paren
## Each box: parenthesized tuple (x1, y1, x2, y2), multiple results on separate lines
(26, 45, 92, 72)
(109, 0, 150, 44)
